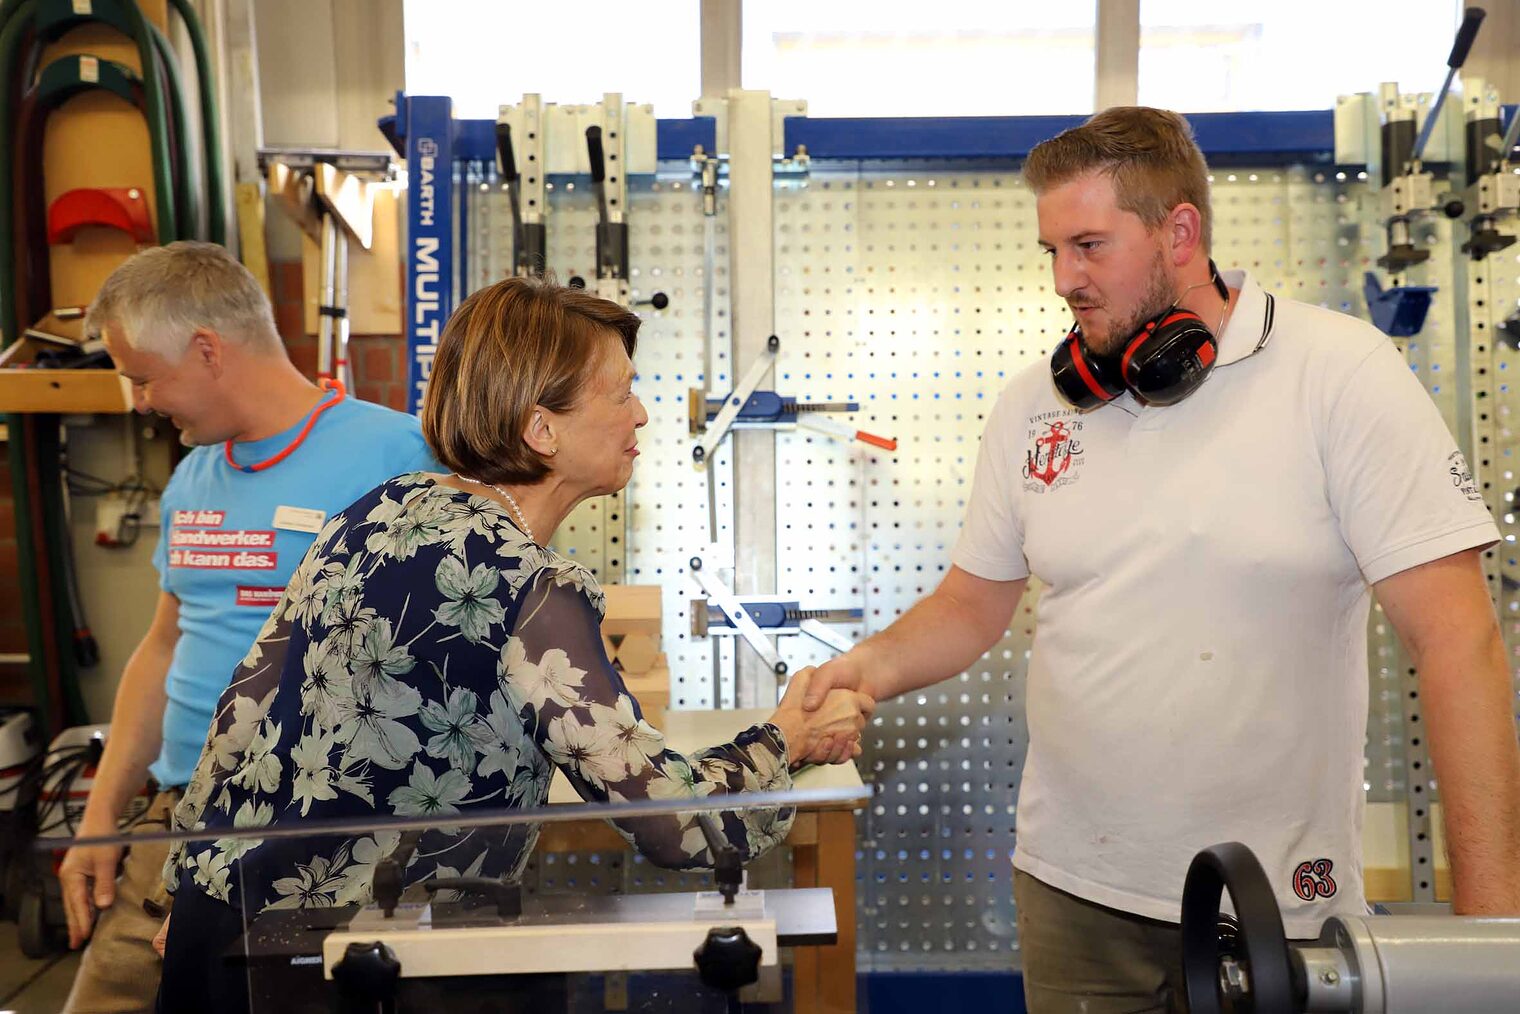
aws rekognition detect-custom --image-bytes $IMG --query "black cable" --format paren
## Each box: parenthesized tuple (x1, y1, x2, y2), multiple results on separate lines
(13, 745, 157, 838)
(9, 747, 91, 800)
(61, 465, 161, 496)
(33, 753, 90, 836)
(18, 746, 93, 828)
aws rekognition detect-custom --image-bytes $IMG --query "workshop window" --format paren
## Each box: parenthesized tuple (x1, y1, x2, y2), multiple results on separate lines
(1139, 0, 1467, 113)
(402, 0, 701, 120)
(742, 1, 1098, 116)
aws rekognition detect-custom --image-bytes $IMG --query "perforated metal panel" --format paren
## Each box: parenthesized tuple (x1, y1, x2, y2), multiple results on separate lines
(1481, 239, 1520, 706)
(465, 174, 739, 708)
(465, 163, 1453, 972)
(1462, 179, 1520, 908)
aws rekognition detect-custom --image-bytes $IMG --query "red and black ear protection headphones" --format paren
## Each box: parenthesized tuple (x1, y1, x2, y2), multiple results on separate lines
(1050, 261, 1230, 410)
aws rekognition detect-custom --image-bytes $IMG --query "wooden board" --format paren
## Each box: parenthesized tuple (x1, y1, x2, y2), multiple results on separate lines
(41, 13, 168, 314)
(0, 336, 131, 413)
(601, 584, 662, 638)
(300, 184, 402, 336)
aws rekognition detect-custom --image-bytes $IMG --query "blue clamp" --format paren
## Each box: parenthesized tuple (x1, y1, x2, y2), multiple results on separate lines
(1364, 272, 1437, 338)
(692, 599, 862, 636)
(703, 391, 858, 426)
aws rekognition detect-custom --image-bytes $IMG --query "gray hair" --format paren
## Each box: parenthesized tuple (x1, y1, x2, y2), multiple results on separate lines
(85, 241, 282, 358)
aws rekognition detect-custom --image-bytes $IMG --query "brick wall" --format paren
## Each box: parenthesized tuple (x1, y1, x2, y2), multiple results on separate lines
(269, 259, 409, 410)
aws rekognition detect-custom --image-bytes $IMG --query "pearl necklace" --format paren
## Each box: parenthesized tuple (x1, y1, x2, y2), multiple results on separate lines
(456, 474, 534, 543)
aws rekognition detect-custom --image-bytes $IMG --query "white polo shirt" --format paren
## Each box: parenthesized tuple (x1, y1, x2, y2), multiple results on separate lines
(953, 269, 1498, 937)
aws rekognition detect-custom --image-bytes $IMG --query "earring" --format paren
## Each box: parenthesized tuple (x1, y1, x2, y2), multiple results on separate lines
(548, 448, 558, 456)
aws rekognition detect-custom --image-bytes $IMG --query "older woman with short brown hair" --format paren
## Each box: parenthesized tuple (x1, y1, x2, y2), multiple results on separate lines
(154, 277, 872, 1011)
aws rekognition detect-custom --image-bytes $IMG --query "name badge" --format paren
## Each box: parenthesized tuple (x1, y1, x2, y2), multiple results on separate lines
(273, 505, 326, 534)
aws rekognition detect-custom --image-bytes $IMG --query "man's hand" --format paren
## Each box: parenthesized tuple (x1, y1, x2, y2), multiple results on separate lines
(791, 656, 875, 763)
(770, 669, 874, 767)
(799, 568, 1025, 717)
(800, 653, 869, 711)
(58, 842, 124, 949)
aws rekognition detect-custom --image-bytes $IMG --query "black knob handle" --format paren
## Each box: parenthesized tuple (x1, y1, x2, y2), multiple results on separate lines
(649, 292, 669, 310)
(372, 858, 403, 918)
(693, 925, 762, 993)
(1449, 7, 1486, 69)
(568, 276, 586, 289)
(331, 940, 401, 1006)
(495, 122, 518, 182)
(586, 125, 606, 184)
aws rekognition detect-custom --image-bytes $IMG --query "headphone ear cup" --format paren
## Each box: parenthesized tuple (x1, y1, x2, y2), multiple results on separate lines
(1120, 310, 1218, 406)
(1051, 330, 1124, 410)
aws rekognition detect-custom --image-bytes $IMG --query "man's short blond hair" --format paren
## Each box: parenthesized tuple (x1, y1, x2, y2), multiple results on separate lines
(1023, 106, 1213, 252)
(85, 241, 281, 358)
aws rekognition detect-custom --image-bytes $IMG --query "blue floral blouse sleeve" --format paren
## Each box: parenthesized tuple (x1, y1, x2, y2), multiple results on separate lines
(505, 565, 796, 867)
(163, 475, 795, 913)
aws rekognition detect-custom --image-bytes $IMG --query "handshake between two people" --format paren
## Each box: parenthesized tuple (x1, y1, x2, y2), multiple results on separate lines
(765, 652, 875, 769)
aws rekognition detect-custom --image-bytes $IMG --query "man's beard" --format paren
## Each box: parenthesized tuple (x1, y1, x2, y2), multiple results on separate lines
(1076, 249, 1176, 356)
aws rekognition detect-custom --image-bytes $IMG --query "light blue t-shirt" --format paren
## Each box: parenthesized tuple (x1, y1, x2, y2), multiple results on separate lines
(150, 395, 439, 787)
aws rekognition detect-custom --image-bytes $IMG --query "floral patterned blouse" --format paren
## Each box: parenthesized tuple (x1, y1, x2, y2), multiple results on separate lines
(165, 473, 794, 913)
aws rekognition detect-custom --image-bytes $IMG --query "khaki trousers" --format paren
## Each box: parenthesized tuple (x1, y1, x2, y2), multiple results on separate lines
(62, 789, 179, 1014)
(1014, 869, 1189, 1014)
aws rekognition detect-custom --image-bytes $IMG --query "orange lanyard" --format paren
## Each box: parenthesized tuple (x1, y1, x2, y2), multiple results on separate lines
(223, 379, 346, 474)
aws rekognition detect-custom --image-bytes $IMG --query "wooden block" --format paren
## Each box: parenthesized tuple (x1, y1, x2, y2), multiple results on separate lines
(621, 665, 670, 720)
(613, 632, 660, 675)
(620, 661, 668, 692)
(623, 686, 669, 712)
(601, 585, 662, 638)
(235, 181, 272, 301)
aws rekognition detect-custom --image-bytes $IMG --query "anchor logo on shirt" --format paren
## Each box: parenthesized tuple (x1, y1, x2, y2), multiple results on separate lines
(1023, 420, 1083, 488)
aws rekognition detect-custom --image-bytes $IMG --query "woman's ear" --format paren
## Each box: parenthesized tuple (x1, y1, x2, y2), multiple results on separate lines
(523, 407, 559, 459)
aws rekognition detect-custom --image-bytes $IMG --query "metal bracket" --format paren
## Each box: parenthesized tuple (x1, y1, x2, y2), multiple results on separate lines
(798, 619, 855, 655)
(694, 336, 780, 467)
(688, 555, 787, 677)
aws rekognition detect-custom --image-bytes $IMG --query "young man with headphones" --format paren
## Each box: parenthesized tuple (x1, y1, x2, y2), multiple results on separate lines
(56, 242, 439, 1013)
(800, 107, 1520, 1010)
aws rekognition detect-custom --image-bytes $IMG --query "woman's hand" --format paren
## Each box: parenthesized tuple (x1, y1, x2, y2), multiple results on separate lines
(152, 913, 170, 958)
(769, 669, 874, 767)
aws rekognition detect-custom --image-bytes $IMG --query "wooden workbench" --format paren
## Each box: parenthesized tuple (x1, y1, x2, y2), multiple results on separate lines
(1364, 801, 1452, 903)
(544, 708, 864, 1014)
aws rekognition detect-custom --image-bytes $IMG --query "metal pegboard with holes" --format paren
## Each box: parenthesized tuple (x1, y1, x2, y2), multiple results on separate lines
(1367, 194, 1466, 828)
(1484, 247, 1520, 662)
(1373, 196, 1466, 906)
(468, 163, 1442, 971)
(466, 173, 738, 709)
(1469, 227, 1520, 862)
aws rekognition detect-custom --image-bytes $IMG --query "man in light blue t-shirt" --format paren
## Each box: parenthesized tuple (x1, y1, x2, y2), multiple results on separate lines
(58, 242, 438, 1013)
